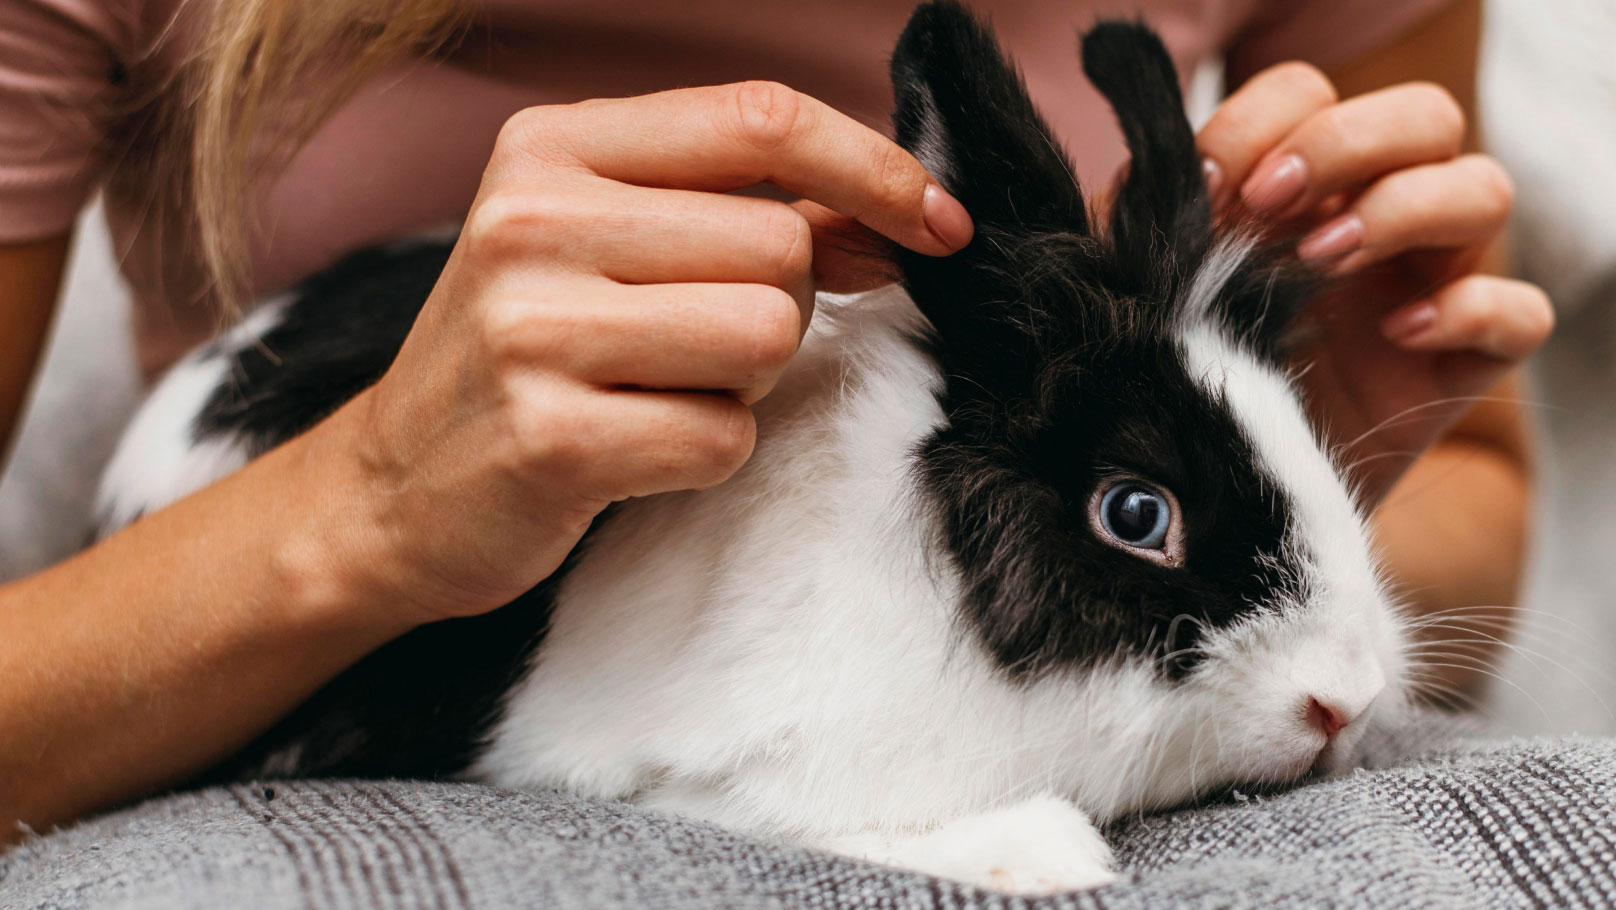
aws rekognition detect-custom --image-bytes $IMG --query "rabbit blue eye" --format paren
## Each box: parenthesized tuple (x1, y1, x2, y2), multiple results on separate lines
(1098, 482, 1171, 550)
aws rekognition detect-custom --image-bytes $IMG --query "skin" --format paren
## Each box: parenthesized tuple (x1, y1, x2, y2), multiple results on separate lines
(0, 84, 973, 839)
(1328, 0, 1534, 705)
(1221, 0, 1547, 703)
(0, 0, 1545, 838)
(0, 237, 65, 468)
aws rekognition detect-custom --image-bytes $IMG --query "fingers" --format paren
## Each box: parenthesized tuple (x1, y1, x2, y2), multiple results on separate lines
(1239, 83, 1466, 219)
(521, 383, 759, 500)
(601, 390, 758, 497)
(1380, 275, 1554, 362)
(484, 282, 803, 404)
(1298, 155, 1513, 270)
(791, 199, 899, 294)
(478, 181, 814, 299)
(504, 81, 972, 256)
(464, 182, 816, 327)
(1196, 62, 1338, 208)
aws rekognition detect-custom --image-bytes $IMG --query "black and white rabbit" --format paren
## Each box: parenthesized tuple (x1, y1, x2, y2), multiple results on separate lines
(95, 2, 1406, 894)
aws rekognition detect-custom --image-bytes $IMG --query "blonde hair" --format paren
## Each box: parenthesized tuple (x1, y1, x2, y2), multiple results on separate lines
(113, 0, 465, 312)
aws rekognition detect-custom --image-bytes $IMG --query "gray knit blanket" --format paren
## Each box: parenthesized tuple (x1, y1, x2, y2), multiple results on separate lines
(6, 720, 1616, 909)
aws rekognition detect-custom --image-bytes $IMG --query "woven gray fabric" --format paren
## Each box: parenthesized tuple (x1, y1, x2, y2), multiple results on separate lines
(6, 724, 1616, 909)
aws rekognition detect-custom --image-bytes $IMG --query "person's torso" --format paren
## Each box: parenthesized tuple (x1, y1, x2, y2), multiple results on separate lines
(110, 0, 1255, 374)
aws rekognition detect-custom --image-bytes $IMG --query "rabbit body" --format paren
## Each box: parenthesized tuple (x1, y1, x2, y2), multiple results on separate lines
(94, 4, 1405, 894)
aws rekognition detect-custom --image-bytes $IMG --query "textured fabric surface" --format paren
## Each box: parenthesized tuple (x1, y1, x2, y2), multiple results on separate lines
(7, 722, 1616, 909)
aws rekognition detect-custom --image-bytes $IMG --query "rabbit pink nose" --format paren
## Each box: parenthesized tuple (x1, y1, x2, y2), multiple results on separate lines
(1306, 697, 1356, 740)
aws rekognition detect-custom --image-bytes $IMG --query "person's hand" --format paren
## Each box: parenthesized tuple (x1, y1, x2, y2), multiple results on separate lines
(324, 82, 973, 622)
(1195, 64, 1553, 504)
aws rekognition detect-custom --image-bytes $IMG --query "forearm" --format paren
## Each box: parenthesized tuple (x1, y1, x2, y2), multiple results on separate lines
(1372, 414, 1530, 702)
(0, 235, 69, 469)
(0, 394, 413, 839)
(1278, 0, 1532, 702)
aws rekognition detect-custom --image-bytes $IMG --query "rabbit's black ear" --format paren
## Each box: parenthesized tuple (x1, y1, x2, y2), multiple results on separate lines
(891, 1, 1086, 235)
(1081, 23, 1213, 280)
(890, 1, 1089, 390)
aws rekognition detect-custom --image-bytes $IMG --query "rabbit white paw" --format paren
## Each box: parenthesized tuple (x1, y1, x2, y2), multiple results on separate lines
(824, 795, 1117, 895)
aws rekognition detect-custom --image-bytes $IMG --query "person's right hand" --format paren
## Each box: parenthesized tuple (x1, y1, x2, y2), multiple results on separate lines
(323, 82, 973, 623)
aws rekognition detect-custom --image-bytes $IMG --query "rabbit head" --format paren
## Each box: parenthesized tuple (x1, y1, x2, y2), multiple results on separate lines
(890, 2, 1408, 810)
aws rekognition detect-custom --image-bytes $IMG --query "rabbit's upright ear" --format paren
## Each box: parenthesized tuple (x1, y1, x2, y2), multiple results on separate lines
(892, 1, 1086, 235)
(1081, 24, 1213, 287)
(890, 1, 1088, 386)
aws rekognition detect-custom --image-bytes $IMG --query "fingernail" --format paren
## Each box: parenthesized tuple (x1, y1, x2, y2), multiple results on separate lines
(1241, 153, 1307, 214)
(1382, 301, 1438, 342)
(923, 184, 974, 251)
(1201, 157, 1224, 204)
(1297, 214, 1364, 261)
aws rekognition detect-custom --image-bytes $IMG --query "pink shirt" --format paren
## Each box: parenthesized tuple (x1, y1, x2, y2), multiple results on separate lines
(0, 0, 1448, 374)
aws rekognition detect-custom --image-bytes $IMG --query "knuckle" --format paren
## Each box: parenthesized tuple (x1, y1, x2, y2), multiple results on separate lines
(1201, 63, 1333, 156)
(1198, 105, 1263, 156)
(869, 142, 928, 213)
(494, 106, 566, 163)
(1308, 106, 1357, 155)
(649, 399, 755, 488)
(1272, 61, 1338, 107)
(463, 199, 517, 260)
(464, 193, 569, 261)
(744, 286, 803, 374)
(726, 80, 804, 153)
(1405, 81, 1466, 144)
(1448, 304, 1490, 346)
(493, 107, 543, 155)
(757, 205, 814, 280)
(1453, 278, 1500, 330)
(698, 401, 758, 480)
(1467, 156, 1516, 220)
(505, 382, 587, 469)
(481, 297, 578, 369)
(1533, 305, 1556, 342)
(478, 298, 533, 364)
(1398, 180, 1448, 227)
(1518, 282, 1556, 339)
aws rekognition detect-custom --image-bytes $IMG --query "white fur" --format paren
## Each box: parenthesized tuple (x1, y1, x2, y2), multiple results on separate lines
(94, 297, 290, 534)
(1179, 232, 1258, 324)
(468, 279, 1406, 890)
(1176, 317, 1402, 771)
(820, 795, 1116, 893)
(98, 272, 1405, 894)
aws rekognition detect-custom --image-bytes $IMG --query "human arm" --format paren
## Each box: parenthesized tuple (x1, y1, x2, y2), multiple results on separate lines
(1206, 0, 1547, 697)
(1372, 378, 1530, 705)
(0, 235, 69, 468)
(0, 82, 972, 840)
(1326, 0, 1531, 702)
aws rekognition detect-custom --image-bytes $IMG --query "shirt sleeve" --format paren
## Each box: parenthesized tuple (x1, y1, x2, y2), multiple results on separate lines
(0, 0, 132, 242)
(1229, 0, 1457, 76)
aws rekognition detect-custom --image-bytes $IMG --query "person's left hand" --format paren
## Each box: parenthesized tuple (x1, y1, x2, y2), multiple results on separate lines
(1196, 63, 1553, 505)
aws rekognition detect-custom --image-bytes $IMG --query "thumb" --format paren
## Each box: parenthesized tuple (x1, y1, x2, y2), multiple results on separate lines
(793, 199, 900, 294)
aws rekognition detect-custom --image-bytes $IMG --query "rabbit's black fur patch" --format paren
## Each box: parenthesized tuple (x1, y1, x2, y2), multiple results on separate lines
(190, 238, 565, 781)
(98, 3, 1344, 787)
(893, 3, 1323, 679)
